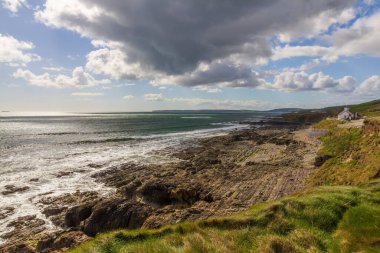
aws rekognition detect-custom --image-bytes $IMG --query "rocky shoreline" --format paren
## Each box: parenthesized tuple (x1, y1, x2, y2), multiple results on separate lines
(0, 122, 323, 253)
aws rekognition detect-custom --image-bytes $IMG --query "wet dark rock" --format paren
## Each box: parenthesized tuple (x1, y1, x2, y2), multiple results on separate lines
(42, 206, 66, 217)
(171, 187, 213, 206)
(140, 182, 172, 207)
(30, 178, 39, 182)
(117, 180, 142, 198)
(82, 199, 151, 237)
(39, 191, 101, 228)
(64, 203, 94, 228)
(138, 181, 212, 208)
(2, 185, 30, 195)
(0, 206, 15, 220)
(55, 171, 73, 178)
(74, 169, 87, 173)
(88, 163, 103, 168)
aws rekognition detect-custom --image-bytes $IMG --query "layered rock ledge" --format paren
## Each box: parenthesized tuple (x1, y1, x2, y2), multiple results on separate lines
(0, 123, 323, 253)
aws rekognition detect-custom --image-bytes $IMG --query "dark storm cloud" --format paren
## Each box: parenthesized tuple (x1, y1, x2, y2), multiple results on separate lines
(37, 0, 355, 86)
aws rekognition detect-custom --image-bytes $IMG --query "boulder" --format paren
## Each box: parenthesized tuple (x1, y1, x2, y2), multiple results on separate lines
(82, 199, 151, 236)
(140, 182, 172, 206)
(64, 203, 94, 228)
(314, 154, 333, 167)
(2, 185, 30, 195)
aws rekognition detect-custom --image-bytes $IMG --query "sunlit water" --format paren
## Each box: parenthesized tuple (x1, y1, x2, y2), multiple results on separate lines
(0, 111, 274, 242)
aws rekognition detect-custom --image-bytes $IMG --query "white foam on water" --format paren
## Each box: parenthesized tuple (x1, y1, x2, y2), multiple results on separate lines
(180, 116, 213, 119)
(0, 123, 248, 243)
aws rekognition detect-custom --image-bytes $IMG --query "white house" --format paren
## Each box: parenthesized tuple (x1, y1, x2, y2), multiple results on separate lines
(337, 107, 355, 121)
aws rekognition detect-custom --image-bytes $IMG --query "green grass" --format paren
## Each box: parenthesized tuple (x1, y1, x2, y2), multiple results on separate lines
(281, 99, 380, 124)
(325, 99, 380, 117)
(68, 181, 380, 253)
(349, 99, 380, 117)
(309, 119, 379, 186)
(333, 203, 380, 253)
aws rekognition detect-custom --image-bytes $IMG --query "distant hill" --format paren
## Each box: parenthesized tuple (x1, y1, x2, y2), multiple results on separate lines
(265, 108, 302, 113)
(324, 99, 380, 116)
(282, 99, 380, 123)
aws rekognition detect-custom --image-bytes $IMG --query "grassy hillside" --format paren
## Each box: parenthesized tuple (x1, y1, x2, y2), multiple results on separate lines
(309, 119, 379, 186)
(282, 99, 380, 123)
(69, 181, 380, 253)
(70, 100, 380, 253)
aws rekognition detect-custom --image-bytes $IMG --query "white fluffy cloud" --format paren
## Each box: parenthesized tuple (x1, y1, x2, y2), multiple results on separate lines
(277, 7, 355, 42)
(123, 95, 134, 100)
(71, 92, 103, 96)
(327, 10, 380, 59)
(264, 71, 355, 93)
(1, 0, 27, 13)
(273, 10, 380, 63)
(13, 67, 110, 88)
(144, 93, 164, 101)
(355, 75, 380, 96)
(0, 34, 40, 65)
(272, 46, 331, 61)
(85, 47, 149, 80)
(193, 86, 222, 93)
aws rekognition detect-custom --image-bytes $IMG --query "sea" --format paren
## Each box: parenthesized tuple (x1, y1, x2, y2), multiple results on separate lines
(0, 111, 277, 241)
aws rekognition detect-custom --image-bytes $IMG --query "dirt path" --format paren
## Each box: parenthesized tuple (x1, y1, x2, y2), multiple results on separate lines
(338, 119, 365, 129)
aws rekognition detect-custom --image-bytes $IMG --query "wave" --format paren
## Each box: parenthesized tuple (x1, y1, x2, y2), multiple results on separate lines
(70, 137, 139, 145)
(210, 121, 238, 126)
(181, 116, 213, 119)
(38, 132, 79, 136)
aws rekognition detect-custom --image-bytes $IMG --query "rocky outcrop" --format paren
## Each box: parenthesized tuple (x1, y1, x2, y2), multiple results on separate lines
(1, 124, 322, 252)
(82, 199, 151, 236)
(64, 203, 94, 228)
(0, 215, 46, 253)
(139, 181, 212, 207)
(140, 182, 172, 207)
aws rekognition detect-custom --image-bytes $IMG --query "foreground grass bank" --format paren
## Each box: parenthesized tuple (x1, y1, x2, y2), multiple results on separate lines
(70, 117, 379, 253)
(69, 180, 380, 253)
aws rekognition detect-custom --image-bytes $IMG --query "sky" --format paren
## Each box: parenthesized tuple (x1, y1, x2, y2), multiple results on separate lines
(0, 0, 380, 112)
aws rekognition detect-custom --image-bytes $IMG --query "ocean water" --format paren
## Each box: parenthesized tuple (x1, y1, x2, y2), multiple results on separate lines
(0, 111, 273, 241)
